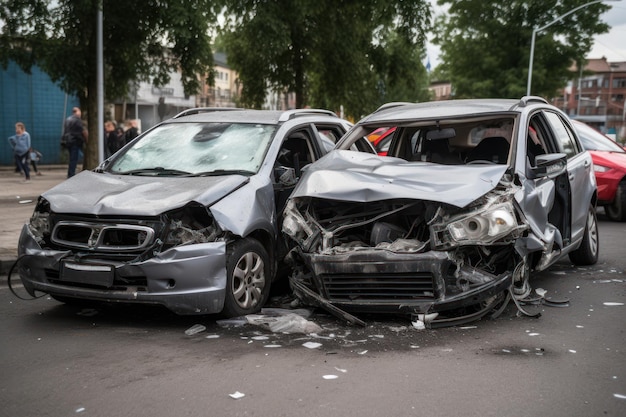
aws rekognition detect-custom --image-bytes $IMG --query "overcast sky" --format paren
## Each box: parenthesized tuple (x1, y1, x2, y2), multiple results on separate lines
(425, 0, 626, 69)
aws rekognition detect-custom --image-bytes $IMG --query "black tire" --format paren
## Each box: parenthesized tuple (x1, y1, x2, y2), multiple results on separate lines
(605, 181, 626, 222)
(222, 238, 271, 317)
(569, 206, 599, 266)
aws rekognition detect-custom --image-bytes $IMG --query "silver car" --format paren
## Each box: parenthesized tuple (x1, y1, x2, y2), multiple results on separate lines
(283, 97, 598, 326)
(17, 108, 352, 316)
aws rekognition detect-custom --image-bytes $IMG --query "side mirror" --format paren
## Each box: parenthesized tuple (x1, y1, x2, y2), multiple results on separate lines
(530, 153, 567, 179)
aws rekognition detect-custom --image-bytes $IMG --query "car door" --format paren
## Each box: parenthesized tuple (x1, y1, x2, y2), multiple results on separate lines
(543, 111, 594, 246)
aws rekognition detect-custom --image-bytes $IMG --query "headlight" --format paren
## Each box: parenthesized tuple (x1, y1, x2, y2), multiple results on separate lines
(446, 202, 518, 244)
(28, 199, 52, 241)
(593, 164, 611, 173)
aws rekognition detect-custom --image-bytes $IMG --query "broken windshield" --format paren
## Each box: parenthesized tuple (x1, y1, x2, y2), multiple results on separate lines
(108, 122, 277, 175)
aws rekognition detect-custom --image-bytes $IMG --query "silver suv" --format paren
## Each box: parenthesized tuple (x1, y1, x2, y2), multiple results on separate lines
(17, 108, 352, 316)
(283, 97, 598, 326)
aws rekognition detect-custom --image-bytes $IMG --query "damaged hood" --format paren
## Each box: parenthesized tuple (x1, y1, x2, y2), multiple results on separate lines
(290, 150, 508, 208)
(42, 171, 250, 216)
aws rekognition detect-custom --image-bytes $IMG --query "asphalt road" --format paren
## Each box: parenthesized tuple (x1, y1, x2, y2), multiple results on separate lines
(1, 215, 625, 417)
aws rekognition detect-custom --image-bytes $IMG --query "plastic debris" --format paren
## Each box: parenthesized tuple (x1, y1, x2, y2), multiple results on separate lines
(205, 334, 220, 339)
(527, 332, 540, 336)
(229, 391, 245, 399)
(459, 326, 477, 330)
(264, 344, 282, 348)
(535, 288, 547, 297)
(323, 375, 338, 380)
(246, 312, 322, 334)
(358, 350, 368, 355)
(603, 302, 624, 306)
(75, 407, 86, 413)
(18, 199, 32, 204)
(251, 335, 269, 341)
(411, 320, 426, 330)
(302, 341, 322, 349)
(568, 349, 577, 353)
(613, 393, 626, 400)
(334, 367, 347, 373)
(184, 324, 206, 336)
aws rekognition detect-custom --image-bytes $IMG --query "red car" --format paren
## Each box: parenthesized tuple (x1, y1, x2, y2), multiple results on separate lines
(573, 120, 626, 221)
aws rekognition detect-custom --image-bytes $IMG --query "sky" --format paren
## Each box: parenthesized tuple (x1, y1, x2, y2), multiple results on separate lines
(424, 0, 626, 69)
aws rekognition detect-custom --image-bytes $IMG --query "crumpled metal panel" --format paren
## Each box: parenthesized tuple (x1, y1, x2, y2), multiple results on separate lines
(41, 171, 249, 216)
(290, 150, 508, 207)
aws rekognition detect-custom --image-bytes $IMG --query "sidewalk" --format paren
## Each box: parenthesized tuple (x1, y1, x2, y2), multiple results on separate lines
(0, 165, 73, 275)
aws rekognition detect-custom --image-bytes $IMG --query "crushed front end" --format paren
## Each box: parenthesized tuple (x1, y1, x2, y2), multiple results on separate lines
(18, 198, 228, 314)
(283, 183, 528, 326)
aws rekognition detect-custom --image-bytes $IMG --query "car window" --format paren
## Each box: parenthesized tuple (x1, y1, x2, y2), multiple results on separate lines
(575, 122, 626, 153)
(109, 122, 276, 175)
(544, 112, 580, 158)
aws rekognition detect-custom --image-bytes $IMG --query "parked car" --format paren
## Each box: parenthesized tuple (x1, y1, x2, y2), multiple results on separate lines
(283, 97, 598, 326)
(17, 108, 353, 316)
(572, 120, 626, 221)
(372, 126, 396, 156)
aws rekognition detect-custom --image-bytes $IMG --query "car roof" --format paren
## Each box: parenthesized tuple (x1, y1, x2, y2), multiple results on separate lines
(167, 108, 340, 125)
(358, 97, 550, 124)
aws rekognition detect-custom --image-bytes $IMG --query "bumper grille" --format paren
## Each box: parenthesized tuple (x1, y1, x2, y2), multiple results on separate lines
(320, 273, 435, 302)
(51, 221, 155, 251)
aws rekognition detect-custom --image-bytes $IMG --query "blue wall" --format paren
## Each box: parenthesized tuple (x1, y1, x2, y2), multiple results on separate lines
(1, 61, 79, 165)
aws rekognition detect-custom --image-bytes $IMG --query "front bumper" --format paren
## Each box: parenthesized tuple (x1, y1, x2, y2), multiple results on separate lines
(17, 224, 227, 315)
(293, 249, 512, 316)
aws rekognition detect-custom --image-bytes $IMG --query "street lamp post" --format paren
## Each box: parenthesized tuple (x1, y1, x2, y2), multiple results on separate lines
(526, 0, 613, 96)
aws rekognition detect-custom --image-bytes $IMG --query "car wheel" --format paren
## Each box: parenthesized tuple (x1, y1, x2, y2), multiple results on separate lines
(222, 238, 271, 317)
(568, 206, 599, 266)
(605, 181, 626, 222)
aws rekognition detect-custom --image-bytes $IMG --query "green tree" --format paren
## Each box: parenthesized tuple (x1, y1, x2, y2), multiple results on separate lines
(219, 0, 432, 119)
(434, 0, 610, 99)
(0, 0, 216, 169)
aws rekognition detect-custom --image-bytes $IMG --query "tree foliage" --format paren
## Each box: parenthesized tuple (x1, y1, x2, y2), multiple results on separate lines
(219, 0, 432, 119)
(0, 0, 217, 169)
(434, 0, 610, 99)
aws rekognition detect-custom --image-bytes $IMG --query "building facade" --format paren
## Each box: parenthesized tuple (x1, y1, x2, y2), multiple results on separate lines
(551, 58, 626, 141)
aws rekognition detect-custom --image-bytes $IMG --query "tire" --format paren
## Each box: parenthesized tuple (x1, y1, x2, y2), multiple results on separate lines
(222, 238, 271, 317)
(569, 205, 599, 266)
(605, 181, 626, 222)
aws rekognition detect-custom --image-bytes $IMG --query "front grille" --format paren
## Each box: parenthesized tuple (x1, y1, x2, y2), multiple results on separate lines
(51, 221, 155, 251)
(320, 273, 435, 302)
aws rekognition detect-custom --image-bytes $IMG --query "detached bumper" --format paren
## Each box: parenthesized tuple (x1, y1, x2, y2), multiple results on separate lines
(294, 249, 512, 315)
(17, 224, 227, 315)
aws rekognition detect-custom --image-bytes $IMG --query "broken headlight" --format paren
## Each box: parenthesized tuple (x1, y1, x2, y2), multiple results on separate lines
(433, 202, 520, 248)
(28, 198, 52, 242)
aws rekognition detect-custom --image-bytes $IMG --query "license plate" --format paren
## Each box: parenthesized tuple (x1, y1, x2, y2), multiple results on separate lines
(60, 262, 114, 288)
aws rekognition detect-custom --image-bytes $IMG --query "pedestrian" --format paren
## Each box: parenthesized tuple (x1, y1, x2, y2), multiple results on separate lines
(62, 107, 88, 178)
(8, 122, 31, 183)
(104, 120, 120, 157)
(124, 119, 139, 144)
(30, 148, 43, 175)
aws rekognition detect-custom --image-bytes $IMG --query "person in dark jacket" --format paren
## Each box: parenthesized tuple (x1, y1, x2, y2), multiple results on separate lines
(62, 107, 87, 178)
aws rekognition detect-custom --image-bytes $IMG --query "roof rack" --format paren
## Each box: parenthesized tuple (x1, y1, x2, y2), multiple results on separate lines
(172, 107, 240, 119)
(513, 96, 548, 109)
(278, 109, 337, 122)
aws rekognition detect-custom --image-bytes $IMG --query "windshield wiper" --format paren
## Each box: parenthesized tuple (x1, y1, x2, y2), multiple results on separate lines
(117, 167, 192, 176)
(191, 169, 255, 177)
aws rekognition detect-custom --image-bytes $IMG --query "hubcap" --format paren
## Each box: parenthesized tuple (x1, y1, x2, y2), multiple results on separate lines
(588, 210, 598, 257)
(232, 252, 266, 310)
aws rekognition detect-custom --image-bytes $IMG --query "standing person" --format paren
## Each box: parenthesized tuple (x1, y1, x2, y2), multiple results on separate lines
(124, 119, 139, 144)
(62, 107, 87, 178)
(8, 122, 31, 183)
(104, 121, 119, 157)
